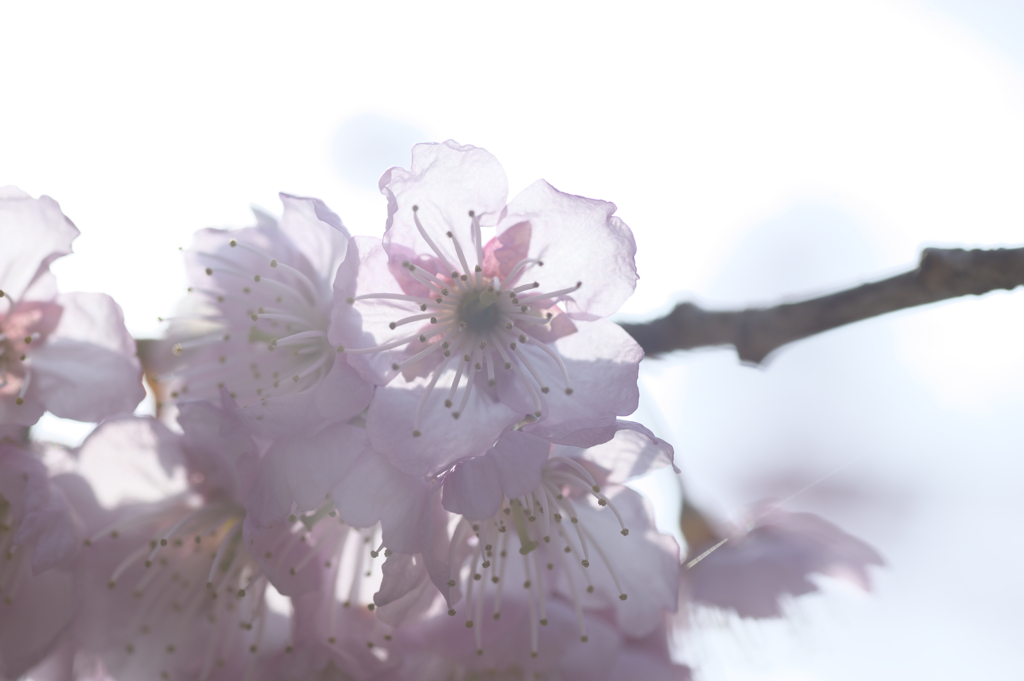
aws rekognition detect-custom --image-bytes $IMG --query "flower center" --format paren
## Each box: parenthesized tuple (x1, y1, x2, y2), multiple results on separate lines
(343, 206, 582, 438)
(458, 285, 502, 334)
(161, 238, 334, 408)
(89, 501, 276, 678)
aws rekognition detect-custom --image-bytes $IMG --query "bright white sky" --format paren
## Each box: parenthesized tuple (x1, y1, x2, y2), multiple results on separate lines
(3, 1, 1023, 679)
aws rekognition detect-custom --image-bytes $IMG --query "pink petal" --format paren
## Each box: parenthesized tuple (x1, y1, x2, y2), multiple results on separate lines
(0, 443, 82, 573)
(555, 419, 678, 482)
(515, 318, 642, 445)
(443, 430, 551, 520)
(481, 221, 531, 280)
(242, 515, 324, 597)
(380, 141, 508, 269)
(329, 236, 415, 385)
(240, 357, 373, 438)
(329, 447, 434, 554)
(243, 446, 294, 529)
(17, 483, 81, 574)
(0, 187, 79, 303)
(286, 422, 370, 514)
(560, 485, 680, 638)
(247, 421, 370, 528)
(74, 416, 187, 507)
(287, 590, 398, 679)
(366, 381, 521, 476)
(28, 292, 144, 423)
(500, 179, 637, 318)
(441, 453, 502, 520)
(277, 193, 351, 284)
(178, 397, 260, 501)
(684, 505, 884, 619)
(0, 555, 76, 679)
(373, 553, 440, 627)
(22, 632, 75, 681)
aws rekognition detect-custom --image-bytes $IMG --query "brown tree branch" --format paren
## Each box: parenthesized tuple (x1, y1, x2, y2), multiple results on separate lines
(620, 246, 1024, 365)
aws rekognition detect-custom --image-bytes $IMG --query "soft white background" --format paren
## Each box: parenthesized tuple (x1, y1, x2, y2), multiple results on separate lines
(3, 1, 1023, 678)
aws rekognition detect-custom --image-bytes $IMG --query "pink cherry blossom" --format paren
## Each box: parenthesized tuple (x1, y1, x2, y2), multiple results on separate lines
(330, 141, 642, 476)
(72, 498, 291, 681)
(681, 502, 884, 619)
(166, 193, 371, 435)
(442, 481, 678, 646)
(425, 426, 679, 658)
(0, 187, 144, 426)
(64, 404, 325, 679)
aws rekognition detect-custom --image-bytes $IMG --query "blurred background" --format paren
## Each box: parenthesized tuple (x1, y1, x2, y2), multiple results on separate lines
(2, 1, 1023, 678)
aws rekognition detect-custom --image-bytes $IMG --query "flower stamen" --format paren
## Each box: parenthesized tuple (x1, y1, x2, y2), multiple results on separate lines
(411, 205, 455, 273)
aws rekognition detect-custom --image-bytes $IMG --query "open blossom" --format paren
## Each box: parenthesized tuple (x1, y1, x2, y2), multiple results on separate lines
(330, 141, 642, 475)
(167, 194, 371, 434)
(0, 187, 144, 427)
(436, 424, 680, 652)
(67, 401, 326, 680)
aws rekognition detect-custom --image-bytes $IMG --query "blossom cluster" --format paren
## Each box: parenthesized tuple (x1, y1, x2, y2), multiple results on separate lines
(0, 142, 882, 681)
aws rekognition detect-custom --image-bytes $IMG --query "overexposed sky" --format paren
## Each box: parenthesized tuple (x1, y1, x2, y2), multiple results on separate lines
(3, 1, 1023, 679)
